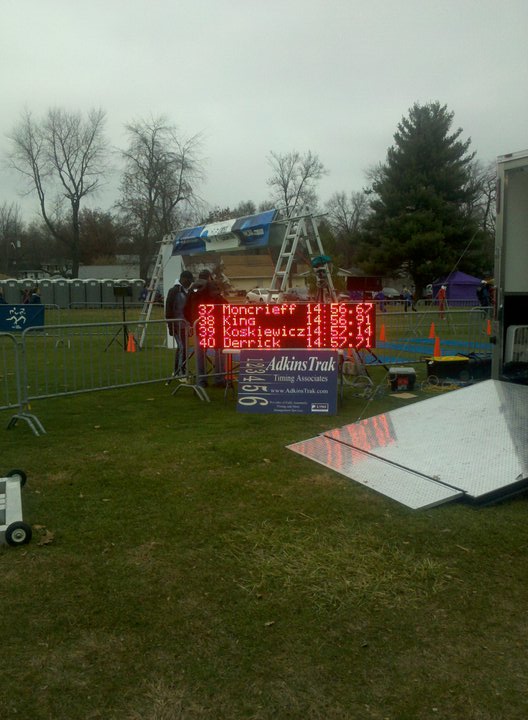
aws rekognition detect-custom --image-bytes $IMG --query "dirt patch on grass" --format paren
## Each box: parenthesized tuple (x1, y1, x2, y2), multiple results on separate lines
(43, 470, 72, 484)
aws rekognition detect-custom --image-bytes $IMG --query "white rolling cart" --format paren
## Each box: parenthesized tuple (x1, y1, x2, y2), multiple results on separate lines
(0, 469, 32, 547)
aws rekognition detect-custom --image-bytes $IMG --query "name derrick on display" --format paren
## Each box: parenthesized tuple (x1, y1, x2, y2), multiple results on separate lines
(196, 302, 376, 351)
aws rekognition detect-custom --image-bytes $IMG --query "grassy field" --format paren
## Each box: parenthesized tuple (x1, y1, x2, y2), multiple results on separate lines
(1, 377, 527, 720)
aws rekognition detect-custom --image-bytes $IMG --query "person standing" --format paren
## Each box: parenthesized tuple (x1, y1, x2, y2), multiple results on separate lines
(477, 280, 492, 317)
(28, 286, 41, 304)
(402, 286, 412, 312)
(437, 284, 447, 320)
(374, 289, 386, 313)
(185, 269, 226, 387)
(165, 270, 194, 376)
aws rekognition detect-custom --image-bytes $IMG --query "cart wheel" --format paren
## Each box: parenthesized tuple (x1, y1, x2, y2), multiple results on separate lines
(5, 521, 32, 546)
(6, 469, 27, 486)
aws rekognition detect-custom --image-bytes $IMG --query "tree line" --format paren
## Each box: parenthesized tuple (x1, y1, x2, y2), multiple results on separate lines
(1, 102, 496, 292)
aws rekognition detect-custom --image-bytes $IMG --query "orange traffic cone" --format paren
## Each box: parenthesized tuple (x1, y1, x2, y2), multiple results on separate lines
(486, 319, 492, 336)
(126, 333, 137, 353)
(433, 335, 441, 357)
(428, 322, 436, 339)
(379, 324, 386, 342)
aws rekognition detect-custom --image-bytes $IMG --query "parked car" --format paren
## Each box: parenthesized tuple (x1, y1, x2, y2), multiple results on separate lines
(381, 287, 402, 299)
(245, 288, 279, 303)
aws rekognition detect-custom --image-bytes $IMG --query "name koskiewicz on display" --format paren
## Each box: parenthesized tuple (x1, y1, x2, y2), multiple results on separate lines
(196, 302, 376, 350)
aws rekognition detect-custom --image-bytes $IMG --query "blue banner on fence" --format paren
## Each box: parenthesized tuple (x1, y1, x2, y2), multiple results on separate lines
(237, 349, 338, 415)
(0, 304, 45, 332)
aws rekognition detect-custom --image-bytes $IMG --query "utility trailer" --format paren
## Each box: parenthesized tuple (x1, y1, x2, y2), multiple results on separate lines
(0, 469, 32, 546)
(493, 149, 528, 383)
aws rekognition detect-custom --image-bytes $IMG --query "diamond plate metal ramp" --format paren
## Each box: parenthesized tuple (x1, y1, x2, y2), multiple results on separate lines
(288, 380, 528, 509)
(288, 435, 463, 510)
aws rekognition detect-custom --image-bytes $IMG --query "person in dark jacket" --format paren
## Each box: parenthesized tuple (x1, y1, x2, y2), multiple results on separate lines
(184, 270, 226, 387)
(29, 287, 41, 304)
(477, 280, 492, 317)
(165, 270, 194, 376)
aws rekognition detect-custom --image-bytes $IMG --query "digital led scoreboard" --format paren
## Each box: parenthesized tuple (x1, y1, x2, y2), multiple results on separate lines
(196, 302, 376, 350)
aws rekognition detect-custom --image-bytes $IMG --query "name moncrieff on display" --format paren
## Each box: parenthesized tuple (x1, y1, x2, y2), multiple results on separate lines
(197, 302, 376, 350)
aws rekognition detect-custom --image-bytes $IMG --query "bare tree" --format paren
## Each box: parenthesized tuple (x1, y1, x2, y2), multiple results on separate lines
(78, 208, 129, 265)
(363, 161, 386, 191)
(202, 201, 258, 224)
(464, 160, 496, 236)
(0, 202, 24, 275)
(324, 191, 370, 267)
(266, 150, 327, 217)
(118, 116, 205, 279)
(454, 159, 496, 275)
(21, 219, 66, 275)
(7, 108, 108, 277)
(325, 191, 369, 237)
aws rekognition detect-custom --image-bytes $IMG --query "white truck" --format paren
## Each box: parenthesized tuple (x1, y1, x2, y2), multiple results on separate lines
(493, 150, 528, 383)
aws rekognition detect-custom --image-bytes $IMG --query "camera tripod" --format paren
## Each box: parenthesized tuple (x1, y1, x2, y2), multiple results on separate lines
(313, 266, 336, 303)
(105, 292, 130, 352)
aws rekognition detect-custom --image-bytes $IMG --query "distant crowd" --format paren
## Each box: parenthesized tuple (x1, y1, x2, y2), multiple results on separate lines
(0, 287, 41, 304)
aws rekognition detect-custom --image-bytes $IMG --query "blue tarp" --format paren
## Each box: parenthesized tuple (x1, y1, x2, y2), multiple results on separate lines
(172, 225, 206, 255)
(172, 209, 278, 256)
(233, 209, 277, 248)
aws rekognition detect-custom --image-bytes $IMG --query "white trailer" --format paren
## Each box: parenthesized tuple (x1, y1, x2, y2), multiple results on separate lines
(493, 149, 528, 382)
(289, 150, 528, 509)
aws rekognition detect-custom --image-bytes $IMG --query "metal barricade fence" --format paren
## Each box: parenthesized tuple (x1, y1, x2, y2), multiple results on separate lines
(1, 308, 494, 434)
(20, 319, 189, 404)
(0, 332, 45, 435)
(360, 305, 492, 367)
(70, 302, 145, 310)
(0, 318, 196, 434)
(0, 333, 23, 412)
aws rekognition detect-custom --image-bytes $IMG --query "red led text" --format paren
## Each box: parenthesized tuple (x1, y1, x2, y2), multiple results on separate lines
(196, 303, 376, 350)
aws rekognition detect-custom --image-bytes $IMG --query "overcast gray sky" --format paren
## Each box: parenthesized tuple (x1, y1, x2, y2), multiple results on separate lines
(2, 0, 527, 222)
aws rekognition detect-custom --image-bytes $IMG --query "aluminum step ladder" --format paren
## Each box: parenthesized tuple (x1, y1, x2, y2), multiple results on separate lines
(137, 235, 172, 349)
(270, 212, 337, 302)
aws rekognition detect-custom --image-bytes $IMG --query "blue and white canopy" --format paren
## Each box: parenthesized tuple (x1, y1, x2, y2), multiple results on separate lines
(172, 209, 278, 255)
